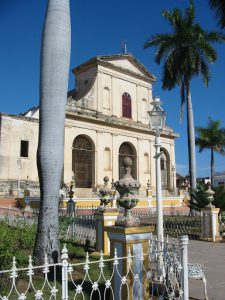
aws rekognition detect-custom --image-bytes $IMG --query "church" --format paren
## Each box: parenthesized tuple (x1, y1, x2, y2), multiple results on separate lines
(0, 53, 178, 201)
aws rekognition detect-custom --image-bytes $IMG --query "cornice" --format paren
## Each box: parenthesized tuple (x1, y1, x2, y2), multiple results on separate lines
(65, 110, 177, 140)
(0, 113, 39, 124)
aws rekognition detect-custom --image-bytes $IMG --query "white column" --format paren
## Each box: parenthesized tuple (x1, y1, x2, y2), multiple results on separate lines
(212, 210, 218, 242)
(154, 133, 164, 243)
(137, 138, 141, 181)
(95, 130, 99, 187)
(179, 235, 189, 300)
(61, 246, 69, 300)
(97, 72, 103, 114)
(112, 133, 118, 181)
(111, 77, 116, 117)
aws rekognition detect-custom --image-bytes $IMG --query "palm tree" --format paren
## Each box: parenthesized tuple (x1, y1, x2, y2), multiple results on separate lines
(209, 0, 225, 29)
(144, 1, 225, 190)
(196, 118, 225, 187)
(33, 0, 71, 265)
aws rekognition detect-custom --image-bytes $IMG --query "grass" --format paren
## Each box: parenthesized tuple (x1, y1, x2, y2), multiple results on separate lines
(0, 218, 111, 299)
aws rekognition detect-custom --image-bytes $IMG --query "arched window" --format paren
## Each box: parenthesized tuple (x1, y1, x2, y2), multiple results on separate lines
(103, 87, 110, 110)
(122, 93, 132, 118)
(144, 153, 149, 173)
(72, 135, 95, 188)
(104, 147, 111, 170)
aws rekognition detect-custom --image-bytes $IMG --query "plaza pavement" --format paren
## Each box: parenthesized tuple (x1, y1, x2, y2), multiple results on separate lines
(188, 240, 225, 300)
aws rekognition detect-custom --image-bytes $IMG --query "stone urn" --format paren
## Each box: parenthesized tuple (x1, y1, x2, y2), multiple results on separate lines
(115, 157, 141, 226)
(206, 182, 215, 208)
(98, 176, 113, 211)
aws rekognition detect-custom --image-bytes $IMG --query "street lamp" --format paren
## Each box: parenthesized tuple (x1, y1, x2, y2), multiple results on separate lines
(149, 96, 166, 244)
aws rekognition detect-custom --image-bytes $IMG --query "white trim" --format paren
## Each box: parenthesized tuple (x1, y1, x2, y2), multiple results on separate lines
(108, 232, 152, 242)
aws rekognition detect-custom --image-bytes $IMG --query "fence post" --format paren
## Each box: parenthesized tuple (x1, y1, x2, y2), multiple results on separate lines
(179, 235, 189, 300)
(61, 245, 68, 300)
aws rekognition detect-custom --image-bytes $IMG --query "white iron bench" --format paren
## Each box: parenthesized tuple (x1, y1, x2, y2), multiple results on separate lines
(188, 263, 209, 300)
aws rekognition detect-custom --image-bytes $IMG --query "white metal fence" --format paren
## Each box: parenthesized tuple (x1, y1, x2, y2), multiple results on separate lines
(0, 236, 189, 300)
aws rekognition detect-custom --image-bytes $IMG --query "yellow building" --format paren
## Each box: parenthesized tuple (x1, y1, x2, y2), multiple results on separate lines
(0, 54, 181, 207)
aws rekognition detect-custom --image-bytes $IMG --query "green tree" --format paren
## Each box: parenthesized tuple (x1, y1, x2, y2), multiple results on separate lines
(213, 185, 225, 211)
(190, 182, 225, 212)
(209, 0, 225, 29)
(189, 182, 209, 211)
(33, 0, 71, 265)
(196, 118, 225, 187)
(144, 1, 225, 190)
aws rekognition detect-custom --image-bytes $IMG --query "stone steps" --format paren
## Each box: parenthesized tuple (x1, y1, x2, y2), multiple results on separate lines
(75, 188, 98, 198)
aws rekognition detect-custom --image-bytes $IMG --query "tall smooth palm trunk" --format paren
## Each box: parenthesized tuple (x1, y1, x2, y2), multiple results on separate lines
(34, 0, 71, 265)
(211, 147, 215, 187)
(186, 87, 197, 190)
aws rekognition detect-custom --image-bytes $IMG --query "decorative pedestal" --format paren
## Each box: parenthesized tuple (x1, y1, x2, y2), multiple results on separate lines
(201, 207, 220, 242)
(147, 188, 152, 198)
(111, 198, 117, 209)
(105, 225, 154, 300)
(95, 211, 119, 254)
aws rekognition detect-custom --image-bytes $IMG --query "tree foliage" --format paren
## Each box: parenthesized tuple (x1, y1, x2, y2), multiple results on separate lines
(196, 118, 225, 186)
(209, 0, 225, 29)
(213, 185, 225, 211)
(189, 183, 210, 211)
(144, 0, 225, 190)
(189, 182, 225, 212)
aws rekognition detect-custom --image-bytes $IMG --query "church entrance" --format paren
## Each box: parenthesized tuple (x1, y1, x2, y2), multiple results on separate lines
(119, 142, 137, 179)
(72, 135, 94, 188)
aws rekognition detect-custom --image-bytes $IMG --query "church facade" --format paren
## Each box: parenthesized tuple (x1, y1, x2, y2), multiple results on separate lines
(0, 54, 177, 197)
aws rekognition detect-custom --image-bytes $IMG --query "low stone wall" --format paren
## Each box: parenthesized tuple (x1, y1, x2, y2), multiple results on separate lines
(0, 180, 40, 197)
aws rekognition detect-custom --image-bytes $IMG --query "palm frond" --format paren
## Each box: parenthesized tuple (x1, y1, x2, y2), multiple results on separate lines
(162, 8, 182, 28)
(205, 30, 225, 42)
(144, 34, 174, 49)
(209, 0, 225, 29)
(185, 0, 195, 26)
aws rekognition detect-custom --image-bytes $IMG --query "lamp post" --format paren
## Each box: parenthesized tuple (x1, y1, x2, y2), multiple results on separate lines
(149, 96, 166, 244)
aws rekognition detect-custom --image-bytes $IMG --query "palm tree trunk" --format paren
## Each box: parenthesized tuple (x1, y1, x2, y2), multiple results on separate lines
(186, 84, 197, 189)
(211, 147, 215, 187)
(34, 0, 71, 265)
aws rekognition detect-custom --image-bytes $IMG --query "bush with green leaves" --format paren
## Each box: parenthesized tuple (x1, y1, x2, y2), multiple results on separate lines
(189, 182, 225, 212)
(0, 216, 96, 272)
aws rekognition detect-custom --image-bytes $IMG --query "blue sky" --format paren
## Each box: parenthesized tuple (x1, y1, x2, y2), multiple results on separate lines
(1, 0, 225, 177)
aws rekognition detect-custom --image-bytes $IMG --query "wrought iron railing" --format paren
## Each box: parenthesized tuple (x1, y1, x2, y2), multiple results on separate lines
(219, 220, 225, 237)
(0, 236, 189, 300)
(133, 210, 202, 240)
(59, 215, 96, 248)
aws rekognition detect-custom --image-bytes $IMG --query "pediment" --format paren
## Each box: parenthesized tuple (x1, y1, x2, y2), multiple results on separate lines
(98, 54, 156, 81)
(107, 59, 144, 75)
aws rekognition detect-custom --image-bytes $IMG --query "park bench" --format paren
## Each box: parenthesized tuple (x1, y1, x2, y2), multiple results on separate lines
(188, 263, 209, 300)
